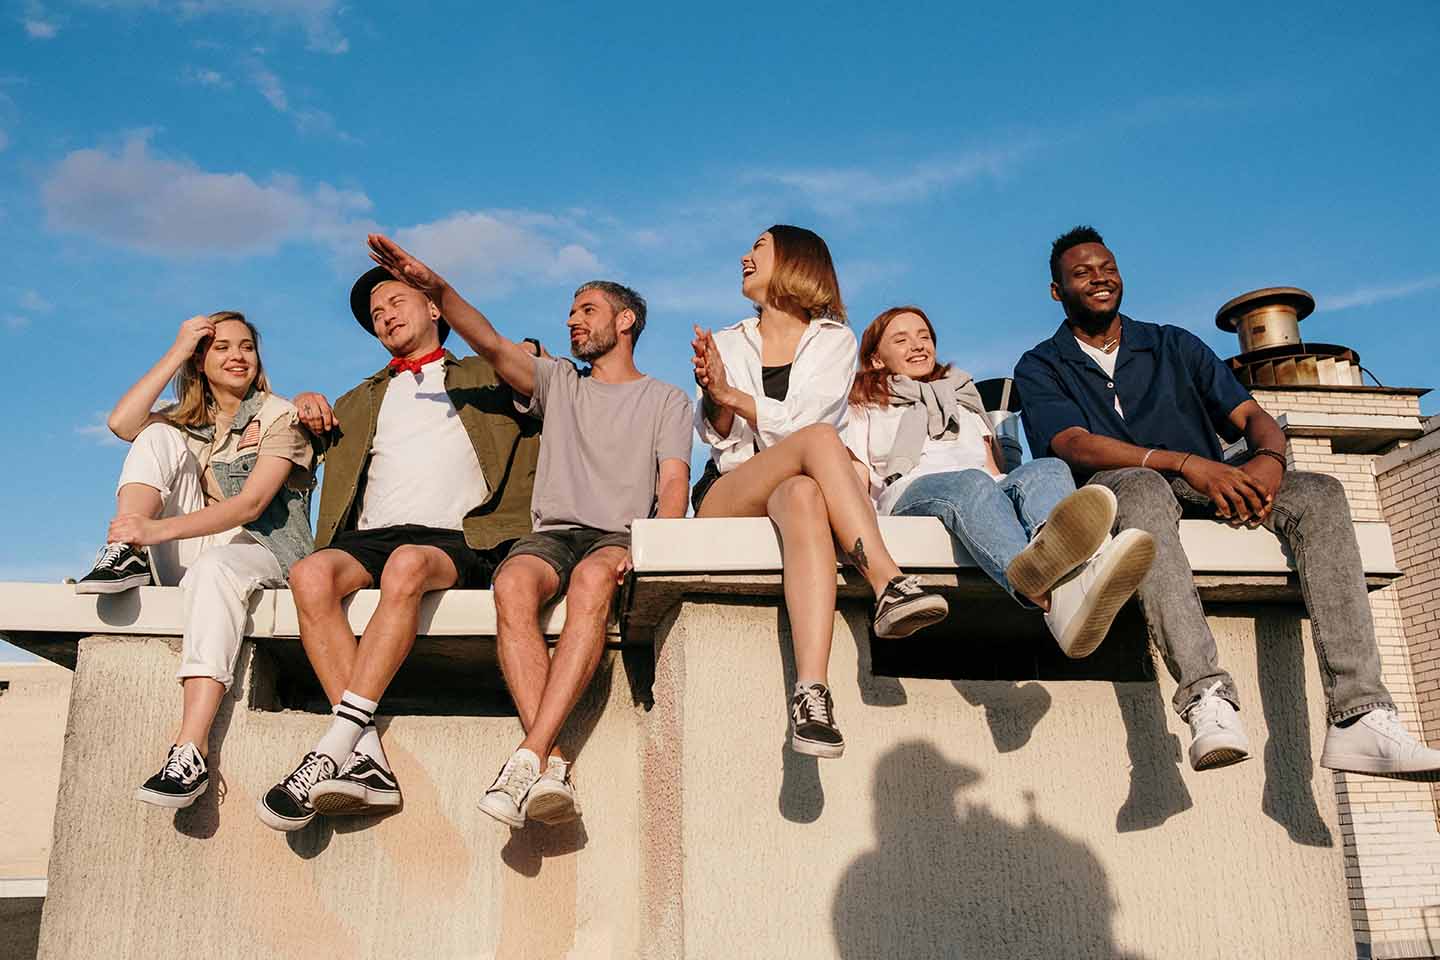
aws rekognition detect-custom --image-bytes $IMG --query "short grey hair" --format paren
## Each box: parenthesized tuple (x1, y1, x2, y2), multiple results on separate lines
(575, 280, 647, 343)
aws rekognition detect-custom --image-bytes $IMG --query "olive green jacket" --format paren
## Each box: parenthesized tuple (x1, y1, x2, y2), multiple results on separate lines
(314, 351, 541, 552)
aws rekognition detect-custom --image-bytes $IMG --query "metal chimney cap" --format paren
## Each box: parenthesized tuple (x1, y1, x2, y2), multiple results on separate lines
(1215, 286, 1315, 332)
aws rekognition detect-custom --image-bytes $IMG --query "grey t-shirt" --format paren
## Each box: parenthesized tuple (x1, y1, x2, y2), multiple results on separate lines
(521, 356, 694, 533)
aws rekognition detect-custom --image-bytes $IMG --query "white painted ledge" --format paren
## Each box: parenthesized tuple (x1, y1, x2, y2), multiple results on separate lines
(0, 877, 47, 898)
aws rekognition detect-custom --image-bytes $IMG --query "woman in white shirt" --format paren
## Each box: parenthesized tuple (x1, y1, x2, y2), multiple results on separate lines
(691, 226, 948, 760)
(845, 306, 1154, 657)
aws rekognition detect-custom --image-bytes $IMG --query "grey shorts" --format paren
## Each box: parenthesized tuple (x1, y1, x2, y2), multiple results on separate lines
(501, 527, 631, 596)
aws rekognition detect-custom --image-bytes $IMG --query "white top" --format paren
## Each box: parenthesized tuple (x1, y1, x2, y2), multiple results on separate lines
(1074, 337, 1123, 417)
(695, 315, 858, 474)
(844, 402, 997, 515)
(358, 357, 490, 532)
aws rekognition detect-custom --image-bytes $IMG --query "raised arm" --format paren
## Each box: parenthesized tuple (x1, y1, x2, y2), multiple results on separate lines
(366, 233, 539, 397)
(108, 315, 216, 441)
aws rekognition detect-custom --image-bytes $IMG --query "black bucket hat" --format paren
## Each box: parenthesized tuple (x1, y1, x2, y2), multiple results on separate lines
(349, 266, 450, 344)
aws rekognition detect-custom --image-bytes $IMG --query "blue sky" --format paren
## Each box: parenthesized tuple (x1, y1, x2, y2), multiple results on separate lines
(0, 0, 1437, 607)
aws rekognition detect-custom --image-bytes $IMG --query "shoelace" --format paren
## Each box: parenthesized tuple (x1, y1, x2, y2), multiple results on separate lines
(1364, 708, 1407, 739)
(883, 575, 924, 603)
(491, 757, 536, 805)
(281, 753, 332, 803)
(92, 542, 129, 570)
(336, 752, 363, 778)
(162, 745, 202, 784)
(1186, 681, 1229, 733)
(794, 686, 833, 727)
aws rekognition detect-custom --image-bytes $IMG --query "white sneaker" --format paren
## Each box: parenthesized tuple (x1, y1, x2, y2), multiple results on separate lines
(1042, 528, 1155, 659)
(478, 748, 541, 828)
(1185, 682, 1251, 771)
(1320, 708, 1440, 781)
(523, 757, 582, 825)
(1006, 485, 1117, 600)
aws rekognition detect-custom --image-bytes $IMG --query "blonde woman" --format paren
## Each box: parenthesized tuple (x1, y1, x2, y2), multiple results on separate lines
(691, 226, 948, 760)
(845, 306, 1154, 658)
(76, 312, 315, 810)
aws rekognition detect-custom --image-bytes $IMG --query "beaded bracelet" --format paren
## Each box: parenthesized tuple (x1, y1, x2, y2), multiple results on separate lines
(1252, 448, 1288, 471)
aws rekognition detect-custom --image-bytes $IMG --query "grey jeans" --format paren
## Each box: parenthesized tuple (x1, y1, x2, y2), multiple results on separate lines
(1087, 467, 1393, 722)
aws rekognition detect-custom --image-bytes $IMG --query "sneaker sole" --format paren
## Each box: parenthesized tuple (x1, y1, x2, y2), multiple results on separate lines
(134, 780, 206, 809)
(1006, 486, 1118, 600)
(1319, 753, 1440, 781)
(478, 795, 526, 829)
(874, 594, 949, 639)
(525, 788, 580, 825)
(254, 797, 314, 832)
(1054, 529, 1155, 659)
(791, 734, 845, 759)
(75, 573, 151, 595)
(310, 780, 402, 816)
(1192, 746, 1252, 771)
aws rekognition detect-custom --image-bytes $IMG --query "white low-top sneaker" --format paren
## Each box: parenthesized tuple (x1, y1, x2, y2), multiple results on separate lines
(478, 748, 542, 828)
(1006, 485, 1117, 600)
(1042, 528, 1155, 659)
(1185, 681, 1251, 771)
(1320, 708, 1440, 781)
(524, 757, 582, 825)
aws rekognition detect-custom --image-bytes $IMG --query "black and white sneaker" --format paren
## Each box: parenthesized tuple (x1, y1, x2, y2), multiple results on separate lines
(134, 742, 208, 809)
(255, 751, 337, 832)
(75, 542, 153, 595)
(791, 683, 845, 759)
(872, 574, 949, 639)
(310, 751, 402, 816)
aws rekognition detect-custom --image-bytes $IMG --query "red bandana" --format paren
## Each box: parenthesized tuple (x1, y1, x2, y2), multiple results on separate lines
(389, 347, 446, 376)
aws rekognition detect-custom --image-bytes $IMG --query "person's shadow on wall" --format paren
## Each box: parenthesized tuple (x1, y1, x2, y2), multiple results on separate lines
(833, 741, 1149, 960)
(1254, 612, 1333, 847)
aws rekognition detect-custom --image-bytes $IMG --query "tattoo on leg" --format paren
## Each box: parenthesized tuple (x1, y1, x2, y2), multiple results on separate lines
(848, 537, 869, 574)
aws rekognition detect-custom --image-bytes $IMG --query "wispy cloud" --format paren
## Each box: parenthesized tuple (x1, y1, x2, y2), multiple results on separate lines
(23, 1, 58, 38)
(75, 411, 124, 446)
(84, 0, 348, 54)
(183, 65, 231, 88)
(42, 130, 375, 256)
(1319, 276, 1440, 312)
(393, 210, 603, 299)
(243, 58, 351, 140)
(3, 314, 31, 331)
(19, 290, 53, 313)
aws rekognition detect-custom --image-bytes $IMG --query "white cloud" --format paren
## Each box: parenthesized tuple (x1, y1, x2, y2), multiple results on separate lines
(243, 59, 350, 140)
(1319, 276, 1440, 312)
(4, 314, 31, 331)
(392, 210, 603, 298)
(85, 0, 348, 54)
(76, 411, 125, 446)
(24, 18, 57, 37)
(184, 66, 230, 88)
(41, 131, 373, 256)
(19, 290, 53, 312)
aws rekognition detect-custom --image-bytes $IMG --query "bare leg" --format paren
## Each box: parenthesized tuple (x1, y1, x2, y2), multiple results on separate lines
(116, 482, 163, 523)
(518, 547, 624, 759)
(346, 546, 458, 701)
(174, 678, 225, 756)
(767, 477, 838, 682)
(697, 423, 901, 595)
(494, 556, 563, 755)
(289, 549, 374, 705)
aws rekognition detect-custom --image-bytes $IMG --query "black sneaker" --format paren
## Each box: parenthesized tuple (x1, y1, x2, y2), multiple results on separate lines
(75, 542, 153, 595)
(310, 751, 402, 816)
(872, 575, 949, 639)
(134, 742, 208, 809)
(255, 751, 337, 832)
(791, 683, 845, 759)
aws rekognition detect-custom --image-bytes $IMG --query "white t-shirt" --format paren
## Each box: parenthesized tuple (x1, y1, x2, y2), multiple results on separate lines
(844, 402, 997, 515)
(1074, 337, 1123, 417)
(358, 357, 491, 532)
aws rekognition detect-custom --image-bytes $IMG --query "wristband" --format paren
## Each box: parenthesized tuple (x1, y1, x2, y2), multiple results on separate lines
(1141, 448, 1157, 469)
(1252, 448, 1288, 471)
(1178, 453, 1193, 475)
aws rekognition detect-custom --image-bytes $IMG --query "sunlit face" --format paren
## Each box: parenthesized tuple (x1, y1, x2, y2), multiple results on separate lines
(1051, 242, 1124, 325)
(370, 279, 441, 357)
(568, 289, 622, 361)
(202, 318, 259, 395)
(870, 312, 937, 379)
(740, 231, 776, 305)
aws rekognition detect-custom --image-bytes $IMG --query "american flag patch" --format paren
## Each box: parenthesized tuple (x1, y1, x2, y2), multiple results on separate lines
(238, 419, 262, 450)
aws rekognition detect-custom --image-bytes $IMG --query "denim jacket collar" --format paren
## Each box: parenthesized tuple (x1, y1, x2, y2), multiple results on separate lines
(185, 388, 267, 443)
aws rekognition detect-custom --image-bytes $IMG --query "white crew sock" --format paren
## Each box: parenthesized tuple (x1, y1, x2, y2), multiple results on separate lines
(354, 724, 389, 769)
(314, 690, 378, 764)
(794, 679, 826, 695)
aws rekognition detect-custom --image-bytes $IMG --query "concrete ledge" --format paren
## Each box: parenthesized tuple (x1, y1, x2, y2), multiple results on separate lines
(1375, 413, 1440, 474)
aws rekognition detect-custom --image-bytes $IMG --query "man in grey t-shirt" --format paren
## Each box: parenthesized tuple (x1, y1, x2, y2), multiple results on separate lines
(364, 235, 691, 831)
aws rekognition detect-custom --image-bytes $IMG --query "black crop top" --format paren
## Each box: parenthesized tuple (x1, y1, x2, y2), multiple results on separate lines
(761, 363, 792, 402)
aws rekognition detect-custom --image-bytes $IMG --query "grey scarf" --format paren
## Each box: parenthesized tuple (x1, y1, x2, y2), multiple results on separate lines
(879, 369, 994, 482)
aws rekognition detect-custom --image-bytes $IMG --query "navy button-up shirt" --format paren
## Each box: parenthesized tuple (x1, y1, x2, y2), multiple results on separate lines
(1013, 315, 1252, 476)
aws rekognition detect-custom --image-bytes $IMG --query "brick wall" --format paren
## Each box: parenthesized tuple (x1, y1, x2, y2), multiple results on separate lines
(1251, 388, 1423, 419)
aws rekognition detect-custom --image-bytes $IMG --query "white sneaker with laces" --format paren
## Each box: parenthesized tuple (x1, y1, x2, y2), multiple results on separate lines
(524, 757, 582, 825)
(1042, 528, 1155, 659)
(1185, 681, 1251, 771)
(478, 748, 541, 828)
(1320, 708, 1440, 781)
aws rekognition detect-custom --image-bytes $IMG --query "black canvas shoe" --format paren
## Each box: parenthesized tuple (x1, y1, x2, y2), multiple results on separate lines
(134, 742, 208, 809)
(310, 751, 402, 816)
(75, 543, 153, 595)
(791, 683, 845, 759)
(872, 575, 949, 639)
(255, 751, 337, 832)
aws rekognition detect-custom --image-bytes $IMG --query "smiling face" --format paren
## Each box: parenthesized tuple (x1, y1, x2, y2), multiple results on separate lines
(201, 318, 260, 396)
(1051, 242, 1124, 327)
(740, 231, 776, 305)
(870, 311, 938, 379)
(370, 279, 442, 357)
(568, 288, 624, 361)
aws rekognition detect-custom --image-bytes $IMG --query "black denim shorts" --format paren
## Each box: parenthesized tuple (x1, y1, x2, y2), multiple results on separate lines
(500, 527, 631, 595)
(327, 524, 511, 589)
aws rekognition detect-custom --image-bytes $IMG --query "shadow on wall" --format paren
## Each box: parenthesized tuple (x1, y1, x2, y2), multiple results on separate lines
(1254, 612, 1333, 848)
(833, 740, 1149, 960)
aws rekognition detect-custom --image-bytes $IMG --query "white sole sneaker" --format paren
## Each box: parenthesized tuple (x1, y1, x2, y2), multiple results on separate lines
(1319, 752, 1440, 781)
(1050, 529, 1155, 659)
(524, 784, 581, 825)
(254, 797, 314, 832)
(1007, 485, 1117, 600)
(75, 572, 151, 595)
(1191, 742, 1252, 772)
(134, 780, 207, 809)
(478, 793, 526, 829)
(791, 733, 845, 759)
(310, 780, 402, 816)
(873, 593, 949, 639)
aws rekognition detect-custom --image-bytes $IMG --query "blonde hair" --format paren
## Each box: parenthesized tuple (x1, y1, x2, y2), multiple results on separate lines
(762, 224, 846, 323)
(162, 311, 270, 428)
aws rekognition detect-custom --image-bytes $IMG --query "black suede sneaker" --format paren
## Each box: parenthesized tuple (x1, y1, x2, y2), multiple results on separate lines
(872, 574, 949, 639)
(256, 751, 337, 832)
(791, 683, 845, 759)
(310, 751, 402, 816)
(134, 742, 208, 809)
(75, 543, 153, 595)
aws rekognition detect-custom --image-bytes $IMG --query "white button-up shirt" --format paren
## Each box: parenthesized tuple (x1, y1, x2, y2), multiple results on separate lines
(694, 315, 859, 474)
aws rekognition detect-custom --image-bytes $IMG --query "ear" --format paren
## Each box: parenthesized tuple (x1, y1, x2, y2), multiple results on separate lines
(869, 355, 886, 370)
(616, 308, 636, 337)
(1050, 281, 1063, 303)
(427, 298, 441, 321)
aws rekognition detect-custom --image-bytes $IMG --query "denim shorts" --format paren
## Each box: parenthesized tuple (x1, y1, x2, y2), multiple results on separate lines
(501, 527, 631, 595)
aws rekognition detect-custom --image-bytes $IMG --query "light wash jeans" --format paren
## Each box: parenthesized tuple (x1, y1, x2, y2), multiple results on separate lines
(890, 458, 1076, 607)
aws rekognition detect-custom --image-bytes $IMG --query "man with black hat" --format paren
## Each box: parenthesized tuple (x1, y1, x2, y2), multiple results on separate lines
(254, 259, 541, 832)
